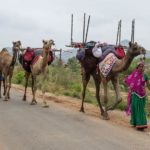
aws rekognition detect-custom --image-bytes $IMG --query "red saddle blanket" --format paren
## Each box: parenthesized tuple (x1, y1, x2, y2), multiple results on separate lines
(115, 46, 125, 59)
(23, 48, 35, 61)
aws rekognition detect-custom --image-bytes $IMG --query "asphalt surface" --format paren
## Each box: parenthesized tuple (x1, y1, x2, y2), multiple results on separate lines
(0, 88, 150, 150)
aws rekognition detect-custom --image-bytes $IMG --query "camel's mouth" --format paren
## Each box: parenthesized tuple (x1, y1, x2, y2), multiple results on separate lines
(13, 47, 20, 51)
(140, 47, 146, 55)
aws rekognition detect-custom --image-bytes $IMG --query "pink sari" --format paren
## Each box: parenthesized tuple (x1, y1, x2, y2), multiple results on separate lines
(124, 69, 146, 115)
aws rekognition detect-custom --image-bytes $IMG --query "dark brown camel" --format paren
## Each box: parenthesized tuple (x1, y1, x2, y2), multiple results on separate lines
(78, 42, 146, 120)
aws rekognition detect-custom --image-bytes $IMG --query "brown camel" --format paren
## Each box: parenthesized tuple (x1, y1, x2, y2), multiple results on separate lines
(22, 40, 54, 107)
(0, 41, 21, 100)
(78, 42, 146, 120)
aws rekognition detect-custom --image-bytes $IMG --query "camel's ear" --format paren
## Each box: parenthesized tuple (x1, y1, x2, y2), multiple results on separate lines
(129, 41, 132, 47)
(50, 39, 55, 45)
(43, 40, 45, 43)
(18, 41, 21, 45)
(12, 41, 16, 45)
(134, 42, 138, 46)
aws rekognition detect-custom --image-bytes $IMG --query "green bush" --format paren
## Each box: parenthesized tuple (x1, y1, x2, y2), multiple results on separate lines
(12, 70, 24, 84)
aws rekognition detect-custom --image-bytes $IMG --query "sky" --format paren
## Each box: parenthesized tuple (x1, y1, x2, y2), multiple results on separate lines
(0, 0, 150, 50)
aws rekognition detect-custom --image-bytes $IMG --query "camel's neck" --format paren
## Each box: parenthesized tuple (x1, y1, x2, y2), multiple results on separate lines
(10, 49, 18, 67)
(112, 51, 134, 73)
(42, 48, 49, 69)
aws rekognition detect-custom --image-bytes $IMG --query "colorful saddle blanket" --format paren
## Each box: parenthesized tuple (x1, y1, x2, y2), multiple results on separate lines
(99, 53, 117, 77)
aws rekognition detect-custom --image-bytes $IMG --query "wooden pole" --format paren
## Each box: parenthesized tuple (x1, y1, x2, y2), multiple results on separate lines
(119, 20, 122, 45)
(83, 13, 86, 45)
(53, 51, 55, 59)
(59, 49, 62, 61)
(85, 15, 90, 44)
(131, 19, 135, 43)
(116, 20, 121, 46)
(71, 14, 73, 45)
(116, 21, 119, 45)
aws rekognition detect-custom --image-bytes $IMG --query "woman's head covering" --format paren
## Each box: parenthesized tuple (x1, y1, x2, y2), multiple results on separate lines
(136, 60, 145, 68)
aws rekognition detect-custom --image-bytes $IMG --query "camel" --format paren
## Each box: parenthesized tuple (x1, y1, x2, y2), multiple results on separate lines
(78, 42, 146, 120)
(21, 40, 54, 107)
(0, 41, 21, 100)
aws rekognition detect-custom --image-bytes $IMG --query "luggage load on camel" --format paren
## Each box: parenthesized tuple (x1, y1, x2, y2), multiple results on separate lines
(92, 41, 125, 61)
(76, 41, 125, 63)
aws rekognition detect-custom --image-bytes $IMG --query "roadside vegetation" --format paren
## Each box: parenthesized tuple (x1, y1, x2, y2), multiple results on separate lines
(12, 57, 150, 114)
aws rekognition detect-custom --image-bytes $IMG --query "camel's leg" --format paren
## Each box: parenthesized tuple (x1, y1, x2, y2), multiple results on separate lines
(0, 72, 2, 98)
(103, 79, 109, 120)
(80, 72, 90, 113)
(41, 74, 49, 108)
(107, 75, 122, 111)
(0, 80, 1, 98)
(7, 74, 12, 99)
(0, 75, 6, 96)
(4, 75, 9, 101)
(42, 90, 49, 108)
(23, 72, 30, 101)
(92, 72, 104, 116)
(3, 78, 6, 96)
(31, 75, 37, 105)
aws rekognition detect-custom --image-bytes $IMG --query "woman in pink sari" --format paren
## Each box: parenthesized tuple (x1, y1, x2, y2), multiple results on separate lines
(125, 61, 150, 130)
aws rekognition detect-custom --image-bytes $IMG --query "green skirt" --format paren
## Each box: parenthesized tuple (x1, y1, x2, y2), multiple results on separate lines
(130, 93, 147, 129)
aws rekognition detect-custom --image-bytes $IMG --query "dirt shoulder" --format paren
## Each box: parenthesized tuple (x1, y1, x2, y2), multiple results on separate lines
(11, 84, 150, 132)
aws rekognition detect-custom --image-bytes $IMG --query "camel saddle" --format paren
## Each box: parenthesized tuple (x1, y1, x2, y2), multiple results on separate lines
(20, 48, 54, 72)
(115, 46, 125, 59)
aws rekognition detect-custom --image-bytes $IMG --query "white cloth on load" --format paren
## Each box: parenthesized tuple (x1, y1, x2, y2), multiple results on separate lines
(92, 41, 102, 58)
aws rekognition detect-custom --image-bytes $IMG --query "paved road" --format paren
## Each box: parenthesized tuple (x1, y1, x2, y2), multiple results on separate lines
(0, 88, 149, 150)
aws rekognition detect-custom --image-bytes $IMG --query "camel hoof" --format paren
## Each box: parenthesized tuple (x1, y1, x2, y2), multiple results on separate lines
(103, 115, 110, 120)
(80, 108, 85, 113)
(102, 112, 110, 120)
(22, 97, 26, 101)
(42, 104, 49, 108)
(22, 95, 26, 101)
(101, 110, 105, 116)
(3, 99, 8, 101)
(30, 101, 37, 105)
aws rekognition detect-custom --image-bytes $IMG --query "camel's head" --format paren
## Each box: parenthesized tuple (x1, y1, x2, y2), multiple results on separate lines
(43, 39, 55, 50)
(128, 42, 146, 57)
(12, 41, 22, 52)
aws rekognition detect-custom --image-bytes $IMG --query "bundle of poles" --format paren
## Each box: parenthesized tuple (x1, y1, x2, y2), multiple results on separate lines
(67, 13, 90, 48)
